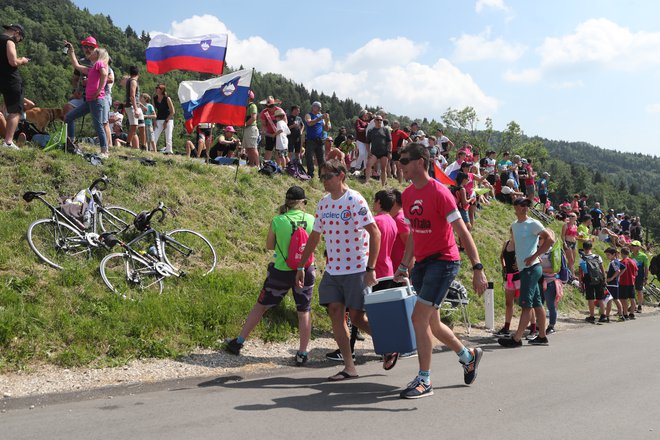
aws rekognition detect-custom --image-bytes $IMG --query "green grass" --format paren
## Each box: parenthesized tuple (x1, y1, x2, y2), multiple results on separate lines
(0, 145, 588, 371)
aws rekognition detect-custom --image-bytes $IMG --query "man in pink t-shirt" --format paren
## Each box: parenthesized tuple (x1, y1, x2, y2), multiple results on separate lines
(394, 143, 488, 399)
(372, 190, 398, 282)
(389, 189, 410, 271)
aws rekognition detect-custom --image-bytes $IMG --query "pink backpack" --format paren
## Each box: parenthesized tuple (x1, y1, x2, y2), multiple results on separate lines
(277, 215, 314, 270)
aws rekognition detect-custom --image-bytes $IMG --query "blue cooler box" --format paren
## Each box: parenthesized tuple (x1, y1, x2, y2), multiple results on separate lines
(364, 282, 417, 354)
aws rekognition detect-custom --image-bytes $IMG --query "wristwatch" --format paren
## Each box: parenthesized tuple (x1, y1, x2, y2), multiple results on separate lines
(472, 263, 484, 271)
(366, 266, 375, 272)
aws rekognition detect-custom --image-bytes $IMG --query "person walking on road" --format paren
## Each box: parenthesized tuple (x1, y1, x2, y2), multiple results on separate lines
(393, 143, 488, 399)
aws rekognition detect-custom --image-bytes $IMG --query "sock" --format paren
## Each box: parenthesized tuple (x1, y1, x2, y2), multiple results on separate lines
(236, 336, 245, 344)
(457, 346, 474, 364)
(417, 370, 431, 384)
(503, 322, 510, 331)
(297, 351, 307, 356)
(529, 323, 537, 333)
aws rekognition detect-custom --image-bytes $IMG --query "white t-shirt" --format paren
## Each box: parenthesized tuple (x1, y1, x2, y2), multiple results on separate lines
(313, 189, 375, 275)
(275, 120, 290, 150)
(485, 157, 496, 175)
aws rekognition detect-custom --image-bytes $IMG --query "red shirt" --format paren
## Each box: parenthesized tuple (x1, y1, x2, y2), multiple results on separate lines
(402, 178, 461, 262)
(391, 129, 410, 153)
(259, 107, 284, 135)
(619, 257, 638, 286)
(355, 118, 368, 143)
(390, 211, 409, 270)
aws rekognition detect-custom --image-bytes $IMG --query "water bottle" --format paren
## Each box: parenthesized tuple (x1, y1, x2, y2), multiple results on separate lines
(82, 211, 91, 229)
(148, 245, 158, 257)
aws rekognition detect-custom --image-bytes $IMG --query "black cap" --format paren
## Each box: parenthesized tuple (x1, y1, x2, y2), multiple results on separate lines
(513, 198, 532, 207)
(3, 24, 25, 37)
(285, 186, 306, 201)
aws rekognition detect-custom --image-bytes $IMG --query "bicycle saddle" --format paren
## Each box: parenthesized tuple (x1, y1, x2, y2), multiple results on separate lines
(23, 191, 47, 202)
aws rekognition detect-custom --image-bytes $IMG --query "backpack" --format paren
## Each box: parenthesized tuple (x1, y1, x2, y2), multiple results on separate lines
(583, 254, 604, 286)
(550, 239, 563, 273)
(650, 254, 660, 277)
(285, 158, 311, 181)
(276, 215, 314, 270)
(558, 251, 571, 283)
(258, 160, 281, 177)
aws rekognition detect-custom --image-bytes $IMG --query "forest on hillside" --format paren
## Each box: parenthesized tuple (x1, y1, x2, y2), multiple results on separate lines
(3, 0, 660, 241)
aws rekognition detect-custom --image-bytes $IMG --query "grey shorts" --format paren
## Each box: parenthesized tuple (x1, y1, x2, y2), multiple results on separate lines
(243, 125, 259, 149)
(318, 271, 371, 311)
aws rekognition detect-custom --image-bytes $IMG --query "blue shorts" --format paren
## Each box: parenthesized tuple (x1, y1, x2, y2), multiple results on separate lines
(410, 259, 460, 309)
(459, 208, 470, 223)
(518, 264, 543, 308)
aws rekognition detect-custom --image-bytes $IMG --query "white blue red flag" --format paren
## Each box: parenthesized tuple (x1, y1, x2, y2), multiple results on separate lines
(178, 69, 252, 133)
(146, 33, 228, 75)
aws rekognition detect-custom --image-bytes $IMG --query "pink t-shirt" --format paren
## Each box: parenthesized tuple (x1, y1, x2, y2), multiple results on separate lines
(85, 61, 107, 101)
(313, 189, 375, 275)
(373, 212, 397, 278)
(390, 211, 409, 270)
(402, 178, 461, 262)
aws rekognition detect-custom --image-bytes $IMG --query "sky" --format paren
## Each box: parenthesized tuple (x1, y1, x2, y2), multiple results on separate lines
(74, 0, 660, 156)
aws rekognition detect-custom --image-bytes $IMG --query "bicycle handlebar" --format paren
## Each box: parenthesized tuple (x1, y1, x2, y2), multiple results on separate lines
(148, 202, 167, 224)
(89, 175, 109, 192)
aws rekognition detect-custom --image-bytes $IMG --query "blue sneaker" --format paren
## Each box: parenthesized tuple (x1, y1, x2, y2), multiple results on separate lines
(400, 377, 434, 399)
(461, 347, 483, 385)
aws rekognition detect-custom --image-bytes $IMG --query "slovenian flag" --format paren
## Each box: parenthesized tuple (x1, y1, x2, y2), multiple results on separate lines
(146, 33, 228, 75)
(434, 160, 456, 186)
(178, 69, 252, 133)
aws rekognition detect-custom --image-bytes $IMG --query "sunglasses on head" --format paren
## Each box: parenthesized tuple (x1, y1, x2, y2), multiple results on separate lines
(319, 172, 339, 181)
(399, 157, 419, 165)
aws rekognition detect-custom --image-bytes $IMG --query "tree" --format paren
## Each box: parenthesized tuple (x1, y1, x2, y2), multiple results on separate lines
(501, 121, 523, 153)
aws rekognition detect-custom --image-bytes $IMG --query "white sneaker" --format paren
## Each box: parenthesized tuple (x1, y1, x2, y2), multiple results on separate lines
(98, 152, 109, 159)
(2, 141, 19, 150)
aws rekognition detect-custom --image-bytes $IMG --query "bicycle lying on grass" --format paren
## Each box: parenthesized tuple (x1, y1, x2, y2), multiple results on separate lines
(99, 202, 217, 298)
(24, 176, 136, 269)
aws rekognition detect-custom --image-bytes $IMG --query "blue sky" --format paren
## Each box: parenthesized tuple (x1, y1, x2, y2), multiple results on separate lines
(75, 0, 660, 156)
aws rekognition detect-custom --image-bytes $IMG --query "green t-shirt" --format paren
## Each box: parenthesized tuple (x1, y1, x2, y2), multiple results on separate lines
(246, 103, 258, 127)
(272, 209, 315, 271)
(339, 141, 356, 155)
(577, 224, 590, 250)
(631, 251, 650, 270)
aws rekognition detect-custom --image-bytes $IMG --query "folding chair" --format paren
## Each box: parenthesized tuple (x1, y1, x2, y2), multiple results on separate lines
(441, 280, 471, 334)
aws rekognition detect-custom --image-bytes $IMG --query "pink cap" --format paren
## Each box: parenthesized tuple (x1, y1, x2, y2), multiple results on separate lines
(80, 36, 98, 47)
(224, 126, 236, 133)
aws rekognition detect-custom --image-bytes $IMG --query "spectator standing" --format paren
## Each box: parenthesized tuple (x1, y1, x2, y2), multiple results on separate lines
(63, 43, 109, 158)
(259, 96, 286, 162)
(394, 143, 487, 399)
(354, 110, 370, 171)
(578, 241, 607, 323)
(152, 83, 175, 154)
(287, 105, 304, 161)
(372, 190, 398, 282)
(140, 93, 156, 152)
(388, 189, 409, 271)
(436, 128, 454, 158)
(304, 101, 330, 179)
(295, 159, 381, 381)
(618, 247, 638, 320)
(494, 233, 520, 337)
(577, 215, 592, 253)
(537, 172, 550, 212)
(561, 213, 579, 277)
(484, 150, 497, 185)
(224, 187, 316, 366)
(365, 115, 392, 186)
(63, 36, 97, 116)
(630, 240, 650, 313)
(243, 90, 259, 166)
(273, 109, 290, 168)
(0, 24, 28, 149)
(590, 202, 604, 234)
(498, 198, 555, 348)
(604, 248, 626, 321)
(539, 245, 561, 334)
(124, 65, 145, 150)
(390, 120, 410, 183)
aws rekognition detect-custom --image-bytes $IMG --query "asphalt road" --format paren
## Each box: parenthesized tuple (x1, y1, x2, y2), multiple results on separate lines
(2, 313, 659, 440)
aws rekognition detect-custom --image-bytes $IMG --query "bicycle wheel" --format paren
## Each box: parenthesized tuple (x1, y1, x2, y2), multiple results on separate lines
(99, 252, 164, 299)
(163, 229, 217, 276)
(98, 206, 136, 235)
(27, 218, 88, 269)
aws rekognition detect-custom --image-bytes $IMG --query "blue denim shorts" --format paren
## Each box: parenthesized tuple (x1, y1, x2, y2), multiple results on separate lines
(410, 259, 461, 308)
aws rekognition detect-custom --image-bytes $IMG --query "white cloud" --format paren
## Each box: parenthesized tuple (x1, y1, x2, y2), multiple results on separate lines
(452, 28, 526, 62)
(645, 103, 660, 113)
(538, 18, 660, 70)
(159, 15, 498, 119)
(502, 68, 541, 83)
(552, 80, 584, 89)
(475, 0, 509, 13)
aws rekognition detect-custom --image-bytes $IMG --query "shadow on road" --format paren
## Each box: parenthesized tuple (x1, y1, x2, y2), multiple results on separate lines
(206, 375, 416, 413)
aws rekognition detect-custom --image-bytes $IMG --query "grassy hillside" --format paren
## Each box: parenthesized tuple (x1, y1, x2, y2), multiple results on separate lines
(0, 146, 586, 372)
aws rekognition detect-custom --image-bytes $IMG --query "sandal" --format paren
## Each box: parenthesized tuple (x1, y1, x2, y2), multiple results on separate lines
(327, 371, 359, 382)
(383, 352, 399, 371)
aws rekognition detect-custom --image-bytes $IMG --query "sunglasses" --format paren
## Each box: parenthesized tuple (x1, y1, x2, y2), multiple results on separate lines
(319, 172, 339, 181)
(399, 157, 419, 165)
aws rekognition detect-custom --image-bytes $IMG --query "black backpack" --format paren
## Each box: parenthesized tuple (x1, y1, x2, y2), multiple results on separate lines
(583, 255, 605, 286)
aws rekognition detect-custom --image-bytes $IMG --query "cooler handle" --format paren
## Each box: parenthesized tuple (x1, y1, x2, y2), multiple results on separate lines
(374, 276, 415, 297)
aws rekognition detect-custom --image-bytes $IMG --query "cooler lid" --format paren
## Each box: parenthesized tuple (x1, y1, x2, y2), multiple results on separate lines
(365, 286, 415, 304)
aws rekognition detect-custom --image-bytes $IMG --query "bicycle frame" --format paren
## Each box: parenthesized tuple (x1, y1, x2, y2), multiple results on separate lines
(117, 228, 189, 278)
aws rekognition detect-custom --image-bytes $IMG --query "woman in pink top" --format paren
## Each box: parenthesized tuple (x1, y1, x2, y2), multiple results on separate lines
(64, 42, 109, 156)
(561, 213, 578, 276)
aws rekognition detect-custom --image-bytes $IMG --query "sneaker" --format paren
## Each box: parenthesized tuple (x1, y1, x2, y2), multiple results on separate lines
(400, 377, 434, 399)
(528, 336, 549, 345)
(355, 331, 366, 341)
(224, 338, 243, 355)
(498, 337, 522, 348)
(400, 350, 418, 359)
(295, 352, 308, 367)
(585, 316, 596, 324)
(637, 305, 642, 313)
(525, 331, 539, 340)
(545, 326, 556, 334)
(461, 347, 483, 385)
(493, 327, 511, 337)
(98, 152, 109, 159)
(618, 315, 627, 322)
(628, 313, 636, 320)
(325, 349, 355, 362)
(598, 315, 609, 323)
(2, 141, 19, 150)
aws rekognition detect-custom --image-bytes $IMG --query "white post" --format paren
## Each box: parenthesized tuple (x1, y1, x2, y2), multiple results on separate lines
(484, 281, 495, 331)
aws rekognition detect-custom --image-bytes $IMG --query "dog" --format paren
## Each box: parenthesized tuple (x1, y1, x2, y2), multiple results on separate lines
(25, 107, 64, 132)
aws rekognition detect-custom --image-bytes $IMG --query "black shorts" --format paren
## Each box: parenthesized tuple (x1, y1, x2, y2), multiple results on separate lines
(607, 285, 619, 300)
(287, 136, 301, 153)
(257, 263, 316, 312)
(634, 275, 645, 291)
(619, 285, 635, 299)
(585, 283, 605, 300)
(372, 149, 389, 159)
(539, 193, 548, 205)
(264, 135, 276, 151)
(0, 79, 24, 114)
(391, 151, 401, 161)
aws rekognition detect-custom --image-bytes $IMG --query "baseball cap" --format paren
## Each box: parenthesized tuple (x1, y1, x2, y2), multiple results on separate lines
(285, 186, 306, 201)
(80, 36, 98, 47)
(630, 240, 642, 247)
(513, 198, 532, 207)
(312, 101, 322, 109)
(224, 125, 236, 132)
